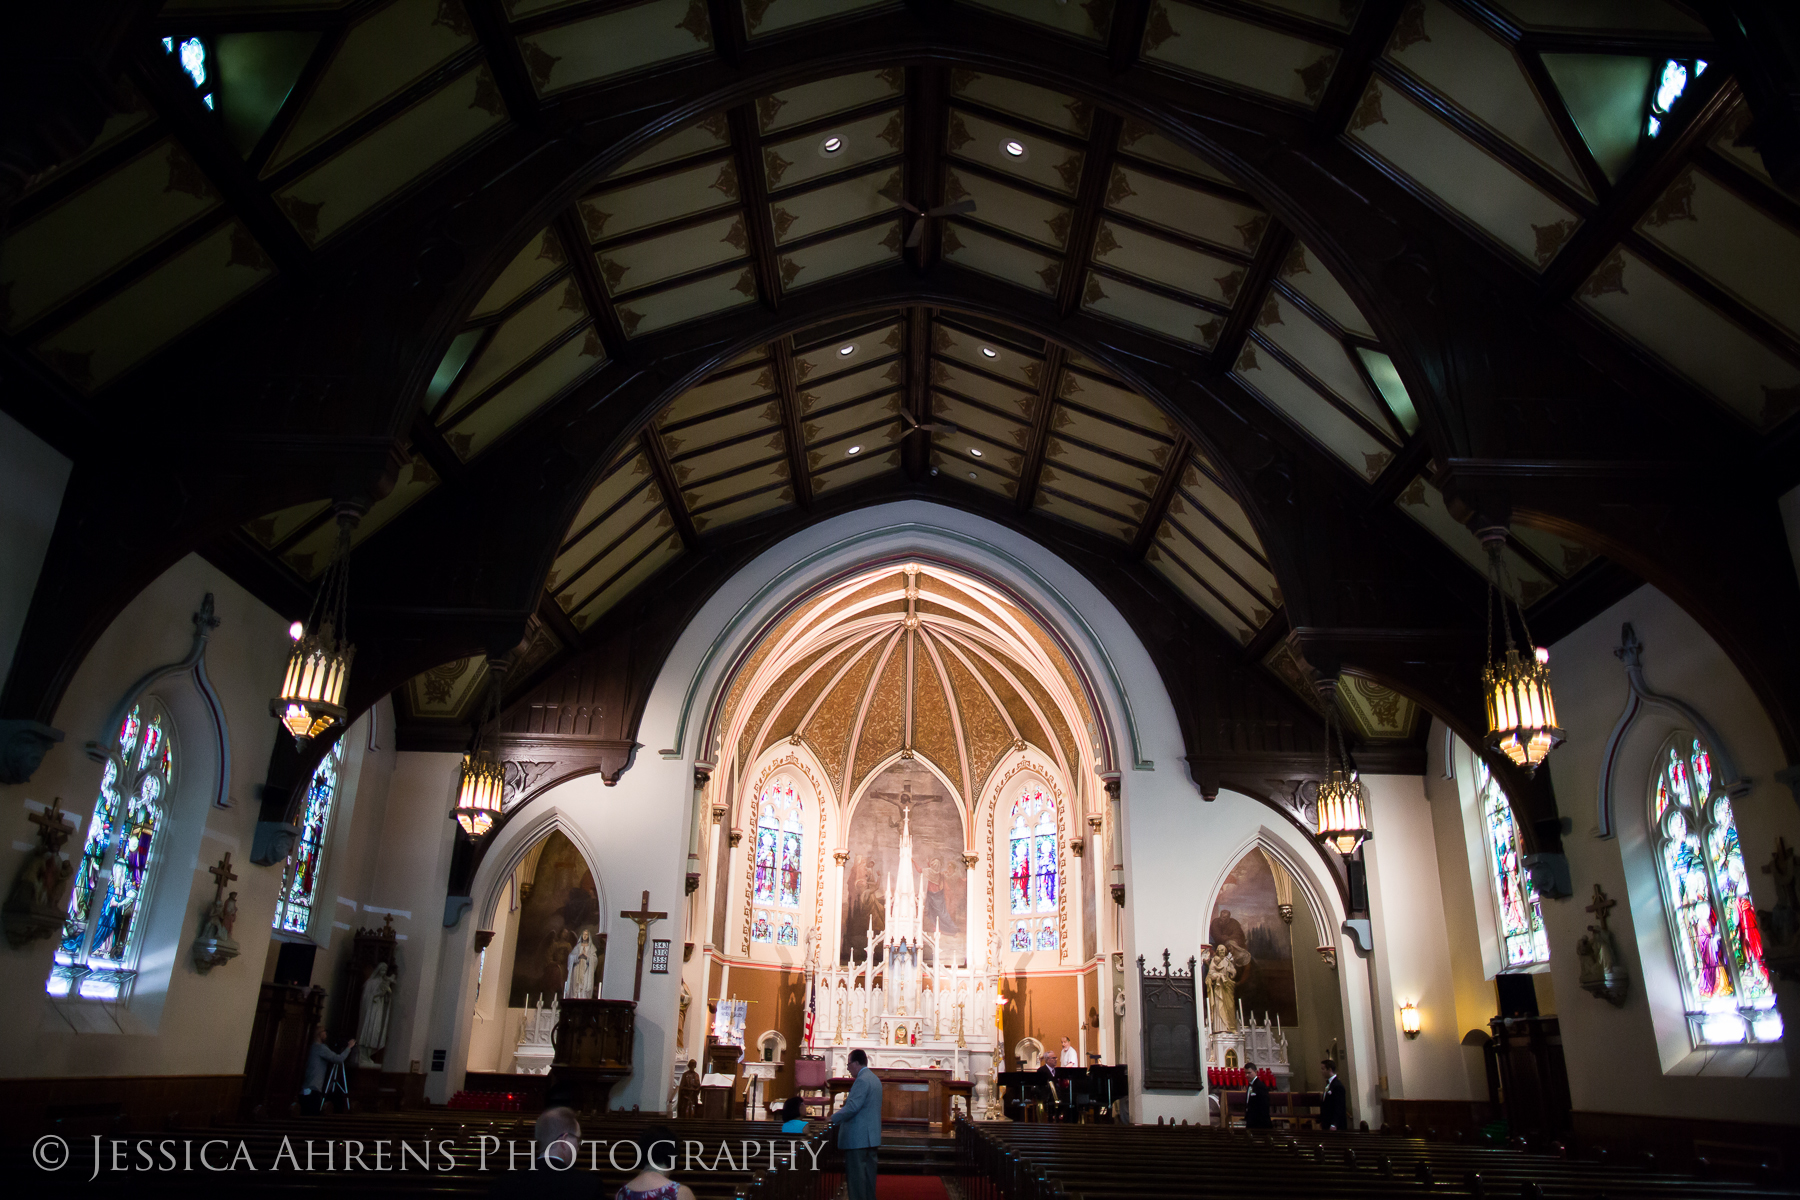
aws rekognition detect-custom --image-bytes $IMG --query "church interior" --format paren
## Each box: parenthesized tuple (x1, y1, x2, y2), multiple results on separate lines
(2, 0, 1800, 1192)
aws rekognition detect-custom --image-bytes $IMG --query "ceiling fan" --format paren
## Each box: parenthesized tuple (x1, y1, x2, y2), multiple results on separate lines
(899, 410, 957, 438)
(899, 197, 976, 248)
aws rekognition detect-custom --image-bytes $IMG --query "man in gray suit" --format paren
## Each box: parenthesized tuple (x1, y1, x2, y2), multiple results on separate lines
(828, 1048, 882, 1200)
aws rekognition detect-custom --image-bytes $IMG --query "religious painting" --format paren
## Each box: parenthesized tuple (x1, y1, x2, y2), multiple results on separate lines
(507, 831, 601, 1006)
(1207, 849, 1297, 1026)
(841, 760, 966, 964)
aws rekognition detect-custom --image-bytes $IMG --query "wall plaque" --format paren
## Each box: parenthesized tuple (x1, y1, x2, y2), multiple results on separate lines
(1138, 949, 1200, 1090)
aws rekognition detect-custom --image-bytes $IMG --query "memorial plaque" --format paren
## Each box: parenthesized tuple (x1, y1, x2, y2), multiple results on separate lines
(1139, 949, 1201, 1090)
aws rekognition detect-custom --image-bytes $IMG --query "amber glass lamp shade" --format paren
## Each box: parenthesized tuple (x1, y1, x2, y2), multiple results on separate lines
(1484, 644, 1564, 770)
(1316, 766, 1371, 857)
(271, 620, 353, 743)
(454, 752, 504, 836)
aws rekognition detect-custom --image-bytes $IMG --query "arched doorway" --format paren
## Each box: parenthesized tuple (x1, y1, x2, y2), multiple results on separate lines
(463, 829, 604, 1078)
(1204, 843, 1348, 1097)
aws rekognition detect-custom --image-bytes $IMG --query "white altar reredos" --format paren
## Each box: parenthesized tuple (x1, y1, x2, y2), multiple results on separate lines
(812, 796, 1001, 1110)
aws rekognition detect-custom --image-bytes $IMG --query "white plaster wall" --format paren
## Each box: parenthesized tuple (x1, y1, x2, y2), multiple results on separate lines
(1541, 583, 1800, 1120)
(0, 410, 71, 688)
(369, 750, 460, 1078)
(0, 553, 288, 1078)
(1363, 773, 1475, 1102)
(389, 500, 1390, 1119)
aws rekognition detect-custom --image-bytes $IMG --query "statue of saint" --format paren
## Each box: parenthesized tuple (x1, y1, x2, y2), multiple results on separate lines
(356, 962, 395, 1065)
(565, 930, 598, 999)
(677, 979, 692, 1050)
(1205, 944, 1239, 1032)
(677, 1059, 702, 1118)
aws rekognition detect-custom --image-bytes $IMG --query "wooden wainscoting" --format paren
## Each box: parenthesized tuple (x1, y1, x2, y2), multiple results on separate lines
(0, 1075, 243, 1144)
(1572, 1110, 1798, 1175)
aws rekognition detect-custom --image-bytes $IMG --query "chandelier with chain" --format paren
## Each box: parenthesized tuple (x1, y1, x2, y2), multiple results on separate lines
(1315, 685, 1371, 857)
(1478, 527, 1563, 772)
(270, 507, 359, 745)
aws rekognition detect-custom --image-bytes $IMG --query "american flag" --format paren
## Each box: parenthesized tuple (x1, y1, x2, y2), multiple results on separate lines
(804, 978, 817, 1049)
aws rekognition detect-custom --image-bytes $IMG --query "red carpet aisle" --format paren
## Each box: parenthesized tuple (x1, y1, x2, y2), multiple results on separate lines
(874, 1176, 951, 1199)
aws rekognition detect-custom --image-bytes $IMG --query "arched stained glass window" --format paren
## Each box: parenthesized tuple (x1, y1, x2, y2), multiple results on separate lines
(1651, 736, 1781, 1046)
(1476, 758, 1549, 968)
(49, 700, 175, 1000)
(751, 777, 803, 946)
(1008, 787, 1058, 952)
(273, 740, 344, 933)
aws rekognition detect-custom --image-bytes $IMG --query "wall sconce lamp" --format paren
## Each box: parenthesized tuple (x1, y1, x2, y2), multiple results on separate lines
(1400, 1000, 1421, 1039)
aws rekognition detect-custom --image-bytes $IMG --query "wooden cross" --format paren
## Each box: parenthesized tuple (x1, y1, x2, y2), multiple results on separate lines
(208, 853, 239, 906)
(620, 889, 668, 1002)
(29, 798, 75, 852)
(1585, 884, 1616, 931)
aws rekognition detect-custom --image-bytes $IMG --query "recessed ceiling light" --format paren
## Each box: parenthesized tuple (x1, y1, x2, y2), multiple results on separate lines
(981, 347, 998, 358)
(846, 445, 862, 456)
(1003, 140, 1026, 158)
(838, 343, 856, 356)
(821, 135, 844, 155)
(968, 447, 984, 458)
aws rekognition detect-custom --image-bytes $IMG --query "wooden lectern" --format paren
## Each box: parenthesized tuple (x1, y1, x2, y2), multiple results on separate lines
(551, 997, 636, 1111)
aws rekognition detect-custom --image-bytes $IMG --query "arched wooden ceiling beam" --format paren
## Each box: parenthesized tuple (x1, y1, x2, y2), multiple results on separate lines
(6, 7, 1798, 819)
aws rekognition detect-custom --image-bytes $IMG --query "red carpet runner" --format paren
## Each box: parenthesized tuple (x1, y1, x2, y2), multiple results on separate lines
(874, 1176, 951, 1199)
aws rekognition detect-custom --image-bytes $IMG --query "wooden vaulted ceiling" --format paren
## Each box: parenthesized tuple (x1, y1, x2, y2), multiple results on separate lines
(711, 562, 1102, 812)
(4, 0, 1800, 793)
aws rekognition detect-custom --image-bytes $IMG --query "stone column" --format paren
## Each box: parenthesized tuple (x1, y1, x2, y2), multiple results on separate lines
(962, 853, 981, 970)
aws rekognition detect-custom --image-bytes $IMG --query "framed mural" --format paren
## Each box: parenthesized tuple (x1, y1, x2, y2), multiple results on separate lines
(507, 831, 602, 1006)
(1208, 849, 1298, 1026)
(842, 760, 966, 964)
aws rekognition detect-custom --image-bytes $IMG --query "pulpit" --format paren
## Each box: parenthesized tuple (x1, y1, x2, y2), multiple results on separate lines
(876, 1068, 955, 1130)
(551, 997, 635, 1111)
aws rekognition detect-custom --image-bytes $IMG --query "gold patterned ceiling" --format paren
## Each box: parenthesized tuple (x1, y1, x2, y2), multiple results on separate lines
(711, 562, 1103, 813)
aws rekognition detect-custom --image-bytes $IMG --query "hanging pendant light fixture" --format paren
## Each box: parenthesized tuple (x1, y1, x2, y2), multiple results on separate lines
(1477, 527, 1563, 772)
(271, 506, 360, 745)
(453, 660, 506, 837)
(1315, 686, 1371, 857)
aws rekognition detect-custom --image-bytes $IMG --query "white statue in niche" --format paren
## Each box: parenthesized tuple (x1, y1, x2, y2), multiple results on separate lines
(356, 963, 395, 1065)
(565, 930, 599, 999)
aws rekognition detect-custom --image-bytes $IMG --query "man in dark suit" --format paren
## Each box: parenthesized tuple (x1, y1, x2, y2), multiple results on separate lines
(1319, 1058, 1347, 1131)
(1243, 1060, 1272, 1130)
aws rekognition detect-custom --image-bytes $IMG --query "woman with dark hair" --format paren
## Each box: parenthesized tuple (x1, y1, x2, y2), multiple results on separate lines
(616, 1125, 694, 1200)
(779, 1095, 809, 1134)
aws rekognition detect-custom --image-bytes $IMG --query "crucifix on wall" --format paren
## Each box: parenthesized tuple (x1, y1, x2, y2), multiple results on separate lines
(620, 890, 668, 1002)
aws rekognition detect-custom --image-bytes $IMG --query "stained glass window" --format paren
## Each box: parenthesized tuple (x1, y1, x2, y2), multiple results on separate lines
(162, 35, 215, 110)
(1476, 758, 1549, 968)
(1008, 788, 1058, 952)
(272, 741, 343, 933)
(1650, 737, 1781, 1046)
(1646, 57, 1707, 137)
(49, 700, 175, 1000)
(750, 778, 802, 944)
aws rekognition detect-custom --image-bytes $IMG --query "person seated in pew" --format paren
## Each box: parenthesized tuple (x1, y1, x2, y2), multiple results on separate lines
(489, 1107, 590, 1200)
(616, 1124, 696, 1200)
(1319, 1058, 1347, 1132)
(1243, 1059, 1272, 1130)
(778, 1095, 810, 1134)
